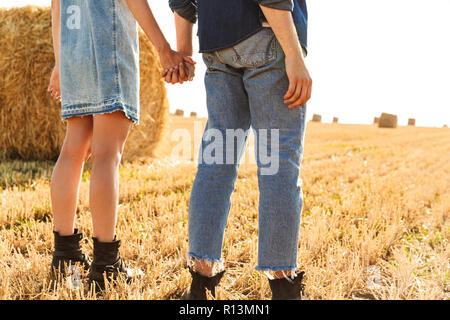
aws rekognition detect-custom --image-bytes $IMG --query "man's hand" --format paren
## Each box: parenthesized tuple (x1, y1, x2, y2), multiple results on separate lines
(284, 54, 312, 108)
(258, 5, 313, 108)
(48, 65, 61, 102)
(161, 56, 196, 84)
(160, 10, 196, 85)
(124, 0, 194, 83)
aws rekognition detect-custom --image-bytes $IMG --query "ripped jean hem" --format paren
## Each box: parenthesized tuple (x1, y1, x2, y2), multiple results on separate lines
(187, 252, 225, 277)
(255, 265, 300, 281)
(254, 264, 300, 272)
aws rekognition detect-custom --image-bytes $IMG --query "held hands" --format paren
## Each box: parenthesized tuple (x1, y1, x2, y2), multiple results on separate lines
(162, 58, 195, 84)
(158, 46, 196, 84)
(47, 46, 195, 104)
(48, 65, 61, 103)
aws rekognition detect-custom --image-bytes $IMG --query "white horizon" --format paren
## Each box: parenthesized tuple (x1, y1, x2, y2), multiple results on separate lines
(2, 0, 450, 128)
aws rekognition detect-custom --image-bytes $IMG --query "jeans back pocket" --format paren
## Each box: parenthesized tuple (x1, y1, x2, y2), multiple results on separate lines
(231, 28, 277, 68)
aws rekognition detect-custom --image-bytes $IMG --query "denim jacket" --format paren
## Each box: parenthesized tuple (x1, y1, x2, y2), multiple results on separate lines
(168, 0, 308, 54)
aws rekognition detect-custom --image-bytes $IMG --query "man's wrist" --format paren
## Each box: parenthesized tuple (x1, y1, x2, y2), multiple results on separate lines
(284, 48, 305, 61)
(177, 37, 193, 56)
(177, 47, 193, 57)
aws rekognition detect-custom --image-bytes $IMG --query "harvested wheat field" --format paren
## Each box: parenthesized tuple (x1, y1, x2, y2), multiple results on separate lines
(0, 121, 449, 300)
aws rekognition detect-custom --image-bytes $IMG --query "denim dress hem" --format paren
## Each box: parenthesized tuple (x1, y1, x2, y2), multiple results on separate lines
(61, 97, 139, 124)
(60, 0, 140, 125)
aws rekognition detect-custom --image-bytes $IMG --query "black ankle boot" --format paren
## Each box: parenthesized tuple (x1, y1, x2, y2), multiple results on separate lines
(87, 236, 131, 290)
(181, 268, 226, 300)
(51, 229, 91, 276)
(268, 271, 306, 300)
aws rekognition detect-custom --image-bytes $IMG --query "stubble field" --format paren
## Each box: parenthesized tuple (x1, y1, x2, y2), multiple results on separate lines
(0, 118, 449, 300)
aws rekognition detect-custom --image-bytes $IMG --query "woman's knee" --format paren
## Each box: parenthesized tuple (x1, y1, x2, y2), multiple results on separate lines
(60, 137, 92, 164)
(60, 117, 93, 163)
(90, 112, 131, 165)
(90, 146, 123, 166)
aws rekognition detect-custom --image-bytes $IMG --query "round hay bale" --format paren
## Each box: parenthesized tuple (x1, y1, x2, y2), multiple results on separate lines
(312, 114, 322, 123)
(373, 117, 379, 124)
(332, 117, 338, 123)
(408, 118, 416, 126)
(190, 112, 197, 117)
(174, 109, 184, 116)
(378, 113, 398, 129)
(0, 6, 168, 161)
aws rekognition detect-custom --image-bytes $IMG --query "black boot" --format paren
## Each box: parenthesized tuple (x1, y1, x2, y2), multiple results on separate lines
(51, 229, 91, 276)
(87, 236, 131, 290)
(181, 268, 225, 300)
(268, 271, 306, 300)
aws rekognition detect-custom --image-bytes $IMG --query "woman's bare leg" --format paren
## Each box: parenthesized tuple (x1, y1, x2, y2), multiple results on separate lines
(89, 111, 132, 242)
(51, 116, 93, 236)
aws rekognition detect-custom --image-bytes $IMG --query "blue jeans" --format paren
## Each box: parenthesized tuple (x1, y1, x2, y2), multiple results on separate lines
(188, 28, 307, 272)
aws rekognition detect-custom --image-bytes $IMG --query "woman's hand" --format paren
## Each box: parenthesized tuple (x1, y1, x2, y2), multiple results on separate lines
(123, 0, 195, 84)
(48, 65, 61, 102)
(159, 47, 196, 84)
(163, 61, 196, 84)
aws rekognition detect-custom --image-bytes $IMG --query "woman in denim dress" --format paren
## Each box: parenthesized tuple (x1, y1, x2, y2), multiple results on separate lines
(47, 0, 195, 289)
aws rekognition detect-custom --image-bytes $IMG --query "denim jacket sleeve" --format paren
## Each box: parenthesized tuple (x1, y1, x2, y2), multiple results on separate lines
(168, 0, 198, 23)
(256, 0, 294, 11)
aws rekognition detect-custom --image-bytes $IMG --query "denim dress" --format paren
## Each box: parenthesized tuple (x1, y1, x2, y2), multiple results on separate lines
(59, 0, 140, 124)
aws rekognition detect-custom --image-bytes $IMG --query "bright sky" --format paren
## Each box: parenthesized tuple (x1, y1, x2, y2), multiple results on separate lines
(2, 0, 450, 127)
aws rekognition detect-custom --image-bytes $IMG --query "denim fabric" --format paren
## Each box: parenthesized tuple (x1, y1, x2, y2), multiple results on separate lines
(169, 0, 308, 54)
(188, 28, 307, 271)
(60, 0, 140, 123)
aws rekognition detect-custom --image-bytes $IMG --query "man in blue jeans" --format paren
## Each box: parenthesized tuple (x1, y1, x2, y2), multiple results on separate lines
(166, 0, 312, 300)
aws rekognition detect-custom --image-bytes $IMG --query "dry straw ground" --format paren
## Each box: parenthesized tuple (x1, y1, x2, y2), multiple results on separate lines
(0, 121, 449, 300)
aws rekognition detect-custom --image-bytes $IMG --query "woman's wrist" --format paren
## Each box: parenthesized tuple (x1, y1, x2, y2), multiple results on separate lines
(156, 41, 171, 55)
